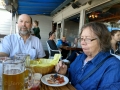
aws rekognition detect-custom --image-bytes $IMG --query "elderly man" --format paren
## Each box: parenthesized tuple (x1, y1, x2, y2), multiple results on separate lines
(0, 14, 45, 59)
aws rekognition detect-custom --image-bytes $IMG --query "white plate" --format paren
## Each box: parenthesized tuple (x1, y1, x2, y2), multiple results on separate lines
(62, 59, 70, 64)
(41, 74, 69, 87)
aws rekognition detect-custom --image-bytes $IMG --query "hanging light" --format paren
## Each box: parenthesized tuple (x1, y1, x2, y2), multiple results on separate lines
(89, 12, 98, 19)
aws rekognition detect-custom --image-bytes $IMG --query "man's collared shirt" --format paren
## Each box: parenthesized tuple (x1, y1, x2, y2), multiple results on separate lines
(0, 34, 45, 59)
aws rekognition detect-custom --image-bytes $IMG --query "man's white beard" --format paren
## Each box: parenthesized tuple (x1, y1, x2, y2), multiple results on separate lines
(19, 29, 30, 35)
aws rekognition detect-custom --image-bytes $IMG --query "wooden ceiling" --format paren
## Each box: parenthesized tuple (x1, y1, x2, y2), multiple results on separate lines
(87, 3, 120, 22)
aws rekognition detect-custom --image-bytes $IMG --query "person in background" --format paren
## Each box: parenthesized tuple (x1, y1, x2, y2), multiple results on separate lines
(55, 22, 120, 89)
(116, 32, 120, 54)
(57, 36, 70, 59)
(67, 50, 83, 64)
(47, 31, 60, 56)
(32, 20, 41, 39)
(110, 30, 120, 54)
(0, 14, 45, 59)
(72, 37, 79, 47)
(67, 37, 82, 64)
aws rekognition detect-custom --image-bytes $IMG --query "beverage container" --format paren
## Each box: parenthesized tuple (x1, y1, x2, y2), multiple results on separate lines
(2, 58, 33, 90)
(14, 53, 27, 62)
(25, 54, 30, 67)
(15, 53, 30, 67)
(28, 73, 42, 90)
(0, 57, 10, 86)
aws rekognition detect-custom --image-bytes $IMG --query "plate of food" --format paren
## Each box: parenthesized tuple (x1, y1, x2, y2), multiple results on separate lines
(41, 74, 69, 87)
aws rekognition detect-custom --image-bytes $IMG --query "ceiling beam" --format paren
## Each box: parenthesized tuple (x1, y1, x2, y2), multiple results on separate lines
(86, 0, 120, 14)
(50, 0, 73, 16)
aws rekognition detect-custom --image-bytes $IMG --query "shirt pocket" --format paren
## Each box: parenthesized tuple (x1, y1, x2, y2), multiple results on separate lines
(29, 48, 37, 60)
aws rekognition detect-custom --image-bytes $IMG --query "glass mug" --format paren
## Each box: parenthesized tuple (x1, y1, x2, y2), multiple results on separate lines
(2, 58, 33, 90)
(0, 57, 9, 86)
(14, 53, 30, 67)
(14, 53, 31, 79)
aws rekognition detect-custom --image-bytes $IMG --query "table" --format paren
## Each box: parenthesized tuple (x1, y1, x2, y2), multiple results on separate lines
(41, 82, 76, 90)
(61, 46, 82, 51)
(61, 46, 83, 55)
(0, 83, 76, 90)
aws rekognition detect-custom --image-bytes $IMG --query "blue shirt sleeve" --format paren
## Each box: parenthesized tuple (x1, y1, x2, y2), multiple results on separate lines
(56, 40, 62, 48)
(98, 60, 120, 90)
(68, 52, 120, 90)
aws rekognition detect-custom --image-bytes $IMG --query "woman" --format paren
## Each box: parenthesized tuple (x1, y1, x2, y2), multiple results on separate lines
(72, 38, 79, 47)
(67, 37, 82, 64)
(33, 20, 41, 39)
(47, 31, 60, 56)
(55, 22, 120, 89)
(110, 30, 120, 54)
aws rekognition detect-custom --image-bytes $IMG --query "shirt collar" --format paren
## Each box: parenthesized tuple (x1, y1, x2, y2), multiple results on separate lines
(17, 33, 32, 40)
(90, 51, 111, 66)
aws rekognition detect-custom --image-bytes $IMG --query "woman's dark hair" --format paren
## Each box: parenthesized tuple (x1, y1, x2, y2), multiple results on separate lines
(80, 22, 111, 52)
(110, 30, 120, 36)
(49, 31, 55, 38)
(110, 30, 120, 53)
(34, 20, 39, 26)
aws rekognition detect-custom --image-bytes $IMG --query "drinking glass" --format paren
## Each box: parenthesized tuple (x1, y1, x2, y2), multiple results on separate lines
(2, 58, 33, 90)
(14, 53, 30, 67)
(0, 57, 9, 86)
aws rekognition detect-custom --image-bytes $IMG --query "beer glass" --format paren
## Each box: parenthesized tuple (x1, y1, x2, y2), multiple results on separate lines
(15, 53, 30, 67)
(2, 58, 33, 90)
(0, 57, 9, 86)
(15, 53, 31, 80)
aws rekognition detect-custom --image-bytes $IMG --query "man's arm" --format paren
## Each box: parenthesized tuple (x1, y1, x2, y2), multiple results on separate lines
(0, 52, 8, 57)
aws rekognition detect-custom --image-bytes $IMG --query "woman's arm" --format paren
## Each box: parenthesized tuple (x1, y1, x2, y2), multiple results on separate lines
(55, 61, 67, 75)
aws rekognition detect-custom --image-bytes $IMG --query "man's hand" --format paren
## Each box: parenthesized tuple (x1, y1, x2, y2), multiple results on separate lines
(0, 52, 8, 57)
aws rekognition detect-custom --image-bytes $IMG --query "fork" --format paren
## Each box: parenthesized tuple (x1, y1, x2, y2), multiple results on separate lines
(54, 67, 60, 78)
(54, 61, 64, 78)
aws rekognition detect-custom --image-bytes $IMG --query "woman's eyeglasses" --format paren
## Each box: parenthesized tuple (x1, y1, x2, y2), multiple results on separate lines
(79, 38, 97, 43)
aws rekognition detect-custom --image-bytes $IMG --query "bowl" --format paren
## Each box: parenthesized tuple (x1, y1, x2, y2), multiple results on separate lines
(31, 65, 55, 75)
(30, 54, 61, 75)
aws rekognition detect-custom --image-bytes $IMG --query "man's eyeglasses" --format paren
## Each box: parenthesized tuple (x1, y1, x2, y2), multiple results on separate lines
(79, 38, 97, 43)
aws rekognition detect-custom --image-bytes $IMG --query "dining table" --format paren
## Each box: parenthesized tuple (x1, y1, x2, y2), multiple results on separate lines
(40, 82, 76, 90)
(0, 82, 76, 90)
(61, 46, 83, 55)
(61, 46, 82, 51)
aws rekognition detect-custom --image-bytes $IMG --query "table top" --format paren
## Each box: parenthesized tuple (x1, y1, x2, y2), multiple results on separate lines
(41, 82, 76, 90)
(61, 46, 83, 51)
(0, 83, 76, 90)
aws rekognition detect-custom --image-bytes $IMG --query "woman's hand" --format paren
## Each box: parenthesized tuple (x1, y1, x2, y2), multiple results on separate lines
(55, 61, 67, 75)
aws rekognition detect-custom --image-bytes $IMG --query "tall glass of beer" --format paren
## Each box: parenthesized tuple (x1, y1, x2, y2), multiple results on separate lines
(2, 58, 32, 90)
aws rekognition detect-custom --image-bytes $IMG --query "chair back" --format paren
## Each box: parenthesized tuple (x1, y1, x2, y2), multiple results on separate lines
(46, 41, 52, 58)
(46, 41, 61, 59)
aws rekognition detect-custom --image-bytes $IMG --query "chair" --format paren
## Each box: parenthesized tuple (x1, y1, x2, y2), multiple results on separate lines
(46, 41, 61, 59)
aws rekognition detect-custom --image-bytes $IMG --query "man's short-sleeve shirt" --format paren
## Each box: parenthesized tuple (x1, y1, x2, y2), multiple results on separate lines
(0, 34, 45, 59)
